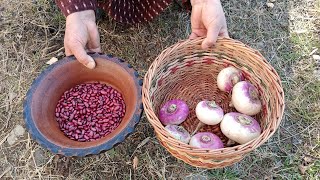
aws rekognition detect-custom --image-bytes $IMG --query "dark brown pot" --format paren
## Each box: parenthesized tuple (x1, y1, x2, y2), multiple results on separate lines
(23, 53, 143, 156)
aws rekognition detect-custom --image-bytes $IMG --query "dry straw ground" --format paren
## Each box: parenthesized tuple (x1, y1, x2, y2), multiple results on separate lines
(0, 0, 319, 179)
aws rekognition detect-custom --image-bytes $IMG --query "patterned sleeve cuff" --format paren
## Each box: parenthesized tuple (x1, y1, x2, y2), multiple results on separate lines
(55, 0, 98, 17)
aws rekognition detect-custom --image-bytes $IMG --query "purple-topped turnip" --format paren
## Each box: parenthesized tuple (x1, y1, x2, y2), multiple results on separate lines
(192, 100, 224, 135)
(159, 99, 189, 125)
(217, 66, 244, 92)
(220, 112, 261, 144)
(165, 124, 191, 144)
(189, 132, 224, 150)
(231, 81, 262, 115)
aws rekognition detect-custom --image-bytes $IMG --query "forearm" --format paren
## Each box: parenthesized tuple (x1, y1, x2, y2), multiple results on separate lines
(54, 0, 98, 17)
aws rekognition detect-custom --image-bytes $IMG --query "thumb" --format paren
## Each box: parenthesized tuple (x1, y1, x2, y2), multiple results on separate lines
(72, 42, 96, 69)
(201, 25, 220, 49)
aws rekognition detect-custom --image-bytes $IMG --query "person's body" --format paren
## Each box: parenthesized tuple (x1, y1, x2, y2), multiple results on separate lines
(55, 0, 229, 69)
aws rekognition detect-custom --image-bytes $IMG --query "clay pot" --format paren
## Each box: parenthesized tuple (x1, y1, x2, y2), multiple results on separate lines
(23, 53, 143, 156)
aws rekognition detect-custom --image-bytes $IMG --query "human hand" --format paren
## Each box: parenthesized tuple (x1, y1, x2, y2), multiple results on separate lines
(65, 10, 101, 69)
(189, 0, 229, 49)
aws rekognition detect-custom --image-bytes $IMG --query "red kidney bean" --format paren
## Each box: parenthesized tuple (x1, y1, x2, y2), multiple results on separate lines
(114, 106, 120, 111)
(69, 114, 74, 121)
(101, 90, 107, 95)
(84, 135, 89, 140)
(88, 131, 93, 137)
(93, 134, 99, 139)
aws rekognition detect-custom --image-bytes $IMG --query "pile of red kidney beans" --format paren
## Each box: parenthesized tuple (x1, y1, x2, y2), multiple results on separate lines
(55, 82, 125, 142)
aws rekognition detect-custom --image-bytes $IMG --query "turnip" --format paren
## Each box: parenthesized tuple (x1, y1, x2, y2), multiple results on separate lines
(189, 132, 224, 149)
(159, 99, 189, 125)
(217, 66, 244, 92)
(165, 124, 191, 144)
(220, 112, 261, 144)
(192, 100, 224, 135)
(231, 81, 262, 115)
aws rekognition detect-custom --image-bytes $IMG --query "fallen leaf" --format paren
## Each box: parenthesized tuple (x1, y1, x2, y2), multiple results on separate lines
(298, 164, 308, 175)
(133, 156, 138, 170)
(46, 57, 58, 65)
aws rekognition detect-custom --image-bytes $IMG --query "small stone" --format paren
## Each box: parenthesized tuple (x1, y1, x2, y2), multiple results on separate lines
(9, 92, 17, 102)
(13, 125, 25, 137)
(7, 133, 17, 145)
(6, 125, 25, 145)
(266, 3, 274, 8)
(312, 54, 320, 60)
(270, 0, 276, 2)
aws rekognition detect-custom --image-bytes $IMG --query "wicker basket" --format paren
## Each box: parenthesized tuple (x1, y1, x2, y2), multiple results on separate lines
(142, 37, 285, 169)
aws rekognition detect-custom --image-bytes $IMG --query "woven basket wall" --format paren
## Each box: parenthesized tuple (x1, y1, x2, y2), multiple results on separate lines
(142, 37, 285, 169)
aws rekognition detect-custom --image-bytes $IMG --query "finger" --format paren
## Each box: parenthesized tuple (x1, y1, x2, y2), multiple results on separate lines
(87, 26, 101, 53)
(201, 24, 220, 49)
(71, 41, 96, 69)
(189, 32, 200, 39)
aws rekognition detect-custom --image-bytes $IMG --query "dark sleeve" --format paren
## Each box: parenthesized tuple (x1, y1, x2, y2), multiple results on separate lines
(55, 0, 98, 17)
(182, 0, 192, 11)
(100, 0, 173, 24)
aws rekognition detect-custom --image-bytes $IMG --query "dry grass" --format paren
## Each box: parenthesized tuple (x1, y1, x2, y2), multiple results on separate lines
(0, 0, 319, 179)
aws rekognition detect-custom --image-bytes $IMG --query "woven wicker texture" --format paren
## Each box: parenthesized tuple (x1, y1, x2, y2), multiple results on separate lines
(142, 37, 285, 169)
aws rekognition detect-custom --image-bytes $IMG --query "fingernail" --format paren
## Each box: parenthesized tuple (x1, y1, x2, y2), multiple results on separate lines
(86, 57, 96, 69)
